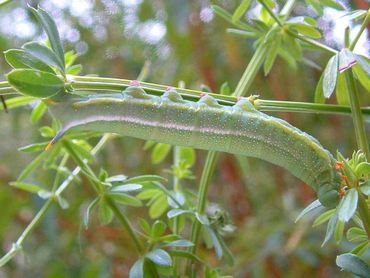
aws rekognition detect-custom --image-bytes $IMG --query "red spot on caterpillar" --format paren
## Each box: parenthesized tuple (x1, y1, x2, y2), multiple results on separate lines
(340, 175, 348, 185)
(236, 96, 246, 102)
(335, 162, 344, 171)
(200, 92, 208, 97)
(166, 86, 175, 91)
(129, 80, 140, 86)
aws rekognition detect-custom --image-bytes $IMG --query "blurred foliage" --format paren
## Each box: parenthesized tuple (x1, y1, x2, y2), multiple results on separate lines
(0, 0, 369, 277)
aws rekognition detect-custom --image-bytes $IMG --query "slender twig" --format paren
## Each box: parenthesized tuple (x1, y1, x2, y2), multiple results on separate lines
(105, 196, 144, 254)
(349, 9, 370, 51)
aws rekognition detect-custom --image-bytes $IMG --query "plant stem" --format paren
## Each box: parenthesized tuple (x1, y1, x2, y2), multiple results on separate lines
(186, 152, 218, 275)
(345, 70, 370, 159)
(0, 135, 110, 267)
(105, 196, 144, 255)
(349, 9, 370, 51)
(357, 192, 370, 239)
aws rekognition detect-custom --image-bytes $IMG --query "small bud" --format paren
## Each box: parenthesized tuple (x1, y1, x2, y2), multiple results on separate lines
(335, 162, 344, 171)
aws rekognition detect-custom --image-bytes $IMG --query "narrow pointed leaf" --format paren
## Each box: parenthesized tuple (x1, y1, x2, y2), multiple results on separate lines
(145, 249, 172, 266)
(232, 0, 252, 23)
(23, 42, 64, 73)
(29, 6, 65, 70)
(129, 258, 144, 278)
(4, 49, 54, 73)
(323, 54, 339, 98)
(10, 181, 44, 193)
(338, 188, 358, 222)
(295, 199, 322, 222)
(336, 253, 370, 278)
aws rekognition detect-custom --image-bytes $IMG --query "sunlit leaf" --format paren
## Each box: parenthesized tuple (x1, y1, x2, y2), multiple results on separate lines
(4, 49, 54, 73)
(336, 253, 370, 278)
(29, 6, 65, 71)
(145, 249, 172, 266)
(323, 54, 338, 98)
(31, 101, 47, 124)
(10, 181, 44, 193)
(7, 69, 64, 98)
(232, 0, 252, 23)
(151, 143, 171, 164)
(337, 188, 358, 222)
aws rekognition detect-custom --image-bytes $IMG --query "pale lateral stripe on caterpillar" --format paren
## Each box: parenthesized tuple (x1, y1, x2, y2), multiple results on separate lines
(47, 83, 340, 207)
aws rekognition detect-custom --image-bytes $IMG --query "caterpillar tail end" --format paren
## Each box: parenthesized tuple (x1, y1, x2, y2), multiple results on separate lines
(45, 131, 64, 151)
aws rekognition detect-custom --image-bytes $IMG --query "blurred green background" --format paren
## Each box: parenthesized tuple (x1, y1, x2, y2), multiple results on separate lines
(0, 0, 369, 277)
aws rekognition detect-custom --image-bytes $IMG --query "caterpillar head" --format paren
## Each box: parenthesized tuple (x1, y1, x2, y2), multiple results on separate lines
(317, 172, 341, 208)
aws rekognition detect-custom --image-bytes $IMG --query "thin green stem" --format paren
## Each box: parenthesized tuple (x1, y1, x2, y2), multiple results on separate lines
(257, 0, 283, 26)
(350, 9, 370, 51)
(345, 70, 370, 159)
(2, 80, 370, 116)
(105, 196, 144, 255)
(357, 192, 370, 240)
(187, 152, 218, 276)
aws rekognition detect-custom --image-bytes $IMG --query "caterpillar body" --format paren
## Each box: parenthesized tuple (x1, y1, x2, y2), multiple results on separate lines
(48, 84, 340, 207)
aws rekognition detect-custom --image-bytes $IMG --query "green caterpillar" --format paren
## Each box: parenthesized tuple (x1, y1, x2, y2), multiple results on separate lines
(47, 81, 340, 207)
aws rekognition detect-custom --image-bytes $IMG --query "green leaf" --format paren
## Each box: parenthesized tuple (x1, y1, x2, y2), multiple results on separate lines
(57, 196, 69, 209)
(151, 220, 167, 238)
(338, 188, 358, 222)
(306, 0, 323, 15)
(312, 209, 335, 227)
(232, 0, 252, 23)
(220, 82, 231, 95)
(314, 73, 325, 103)
(84, 197, 99, 228)
(149, 194, 168, 218)
(168, 250, 204, 263)
(163, 240, 194, 248)
(67, 64, 82, 75)
(4, 49, 54, 73)
(0, 0, 12, 7)
(264, 38, 281, 75)
(323, 54, 339, 98)
(335, 74, 350, 105)
(321, 0, 345, 10)
(347, 227, 367, 243)
(23, 42, 65, 73)
(68, 141, 94, 162)
(343, 10, 367, 21)
(338, 49, 357, 73)
(351, 241, 370, 256)
(108, 193, 142, 207)
(353, 64, 370, 92)
(64, 50, 78, 68)
(195, 213, 210, 225)
(124, 175, 167, 184)
(211, 5, 255, 32)
(151, 143, 171, 164)
(295, 199, 322, 222)
(18, 142, 48, 153)
(167, 209, 193, 219)
(39, 126, 55, 138)
(146, 249, 172, 266)
(204, 226, 222, 258)
(287, 23, 321, 38)
(112, 183, 142, 192)
(129, 258, 144, 278)
(137, 189, 160, 200)
(31, 101, 47, 124)
(322, 214, 337, 246)
(7, 69, 64, 98)
(10, 181, 44, 193)
(355, 162, 370, 177)
(106, 175, 127, 183)
(334, 220, 345, 243)
(98, 199, 114, 225)
(0, 96, 34, 111)
(336, 253, 370, 278)
(138, 218, 151, 235)
(179, 147, 195, 167)
(29, 6, 65, 71)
